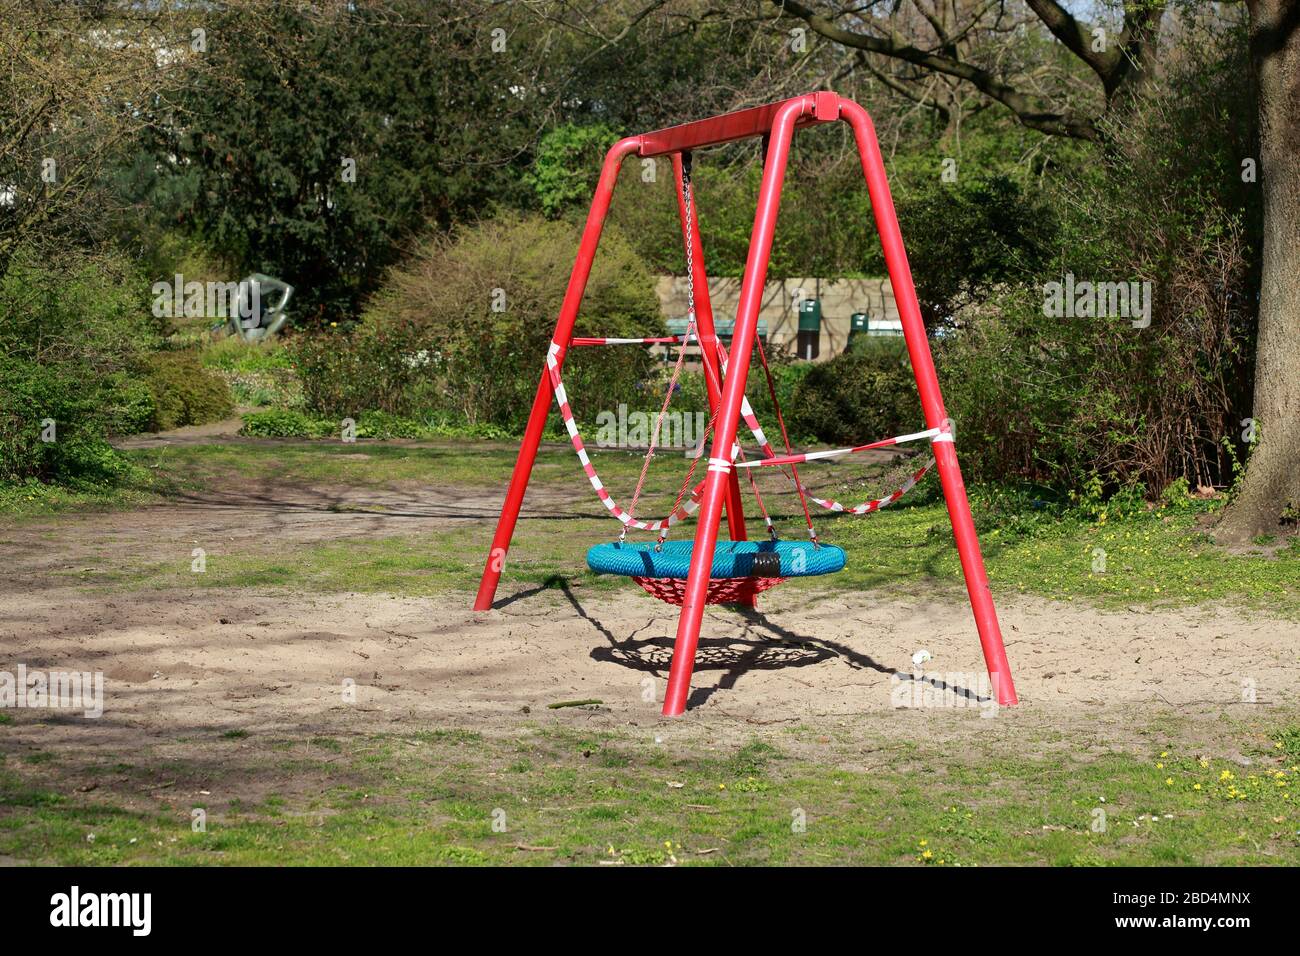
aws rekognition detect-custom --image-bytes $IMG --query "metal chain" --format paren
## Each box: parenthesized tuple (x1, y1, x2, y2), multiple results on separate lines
(682, 154, 696, 328)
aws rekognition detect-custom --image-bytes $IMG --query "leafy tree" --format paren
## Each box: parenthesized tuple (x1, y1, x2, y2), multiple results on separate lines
(896, 175, 1059, 328)
(148, 1, 537, 321)
(0, 0, 188, 271)
(525, 124, 622, 218)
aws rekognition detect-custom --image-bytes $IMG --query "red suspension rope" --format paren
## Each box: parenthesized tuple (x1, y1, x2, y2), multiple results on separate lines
(754, 333, 817, 542)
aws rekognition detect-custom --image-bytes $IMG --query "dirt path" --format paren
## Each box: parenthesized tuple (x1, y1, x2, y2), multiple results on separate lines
(3, 447, 1298, 773)
(1, 473, 575, 586)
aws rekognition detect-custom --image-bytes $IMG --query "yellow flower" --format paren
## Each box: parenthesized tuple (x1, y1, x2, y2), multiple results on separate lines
(919, 839, 928, 847)
(1193, 784, 1202, 791)
(1165, 777, 1173, 786)
(1160, 751, 1169, 758)
(1219, 770, 1234, 781)
(921, 849, 933, 860)
(1156, 762, 1164, 769)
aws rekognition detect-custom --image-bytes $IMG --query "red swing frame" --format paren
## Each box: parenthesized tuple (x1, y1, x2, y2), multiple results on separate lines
(472, 92, 1018, 716)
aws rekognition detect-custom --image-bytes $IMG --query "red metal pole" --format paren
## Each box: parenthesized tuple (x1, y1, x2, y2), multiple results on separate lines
(473, 136, 641, 611)
(839, 99, 1017, 705)
(670, 153, 750, 552)
(661, 97, 813, 716)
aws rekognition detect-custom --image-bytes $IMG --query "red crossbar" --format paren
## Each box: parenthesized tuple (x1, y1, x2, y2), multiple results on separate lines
(634, 92, 841, 157)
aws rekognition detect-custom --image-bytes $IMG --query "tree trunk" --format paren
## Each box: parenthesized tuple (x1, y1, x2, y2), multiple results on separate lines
(1215, 0, 1300, 545)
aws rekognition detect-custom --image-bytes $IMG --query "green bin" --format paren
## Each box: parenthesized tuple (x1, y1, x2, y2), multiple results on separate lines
(797, 298, 821, 360)
(848, 311, 869, 346)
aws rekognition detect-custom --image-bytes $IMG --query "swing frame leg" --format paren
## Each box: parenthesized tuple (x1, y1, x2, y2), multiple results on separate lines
(661, 100, 806, 716)
(840, 99, 1017, 708)
(473, 138, 749, 612)
(472, 137, 642, 612)
(662, 95, 1017, 715)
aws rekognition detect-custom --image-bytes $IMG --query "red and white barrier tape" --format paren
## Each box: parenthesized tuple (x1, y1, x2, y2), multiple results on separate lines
(550, 334, 945, 529)
(716, 347, 942, 515)
(570, 335, 690, 346)
(732, 427, 942, 468)
(807, 460, 933, 514)
(547, 341, 708, 531)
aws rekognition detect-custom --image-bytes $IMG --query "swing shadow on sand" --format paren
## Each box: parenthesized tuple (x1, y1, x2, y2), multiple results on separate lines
(493, 578, 990, 710)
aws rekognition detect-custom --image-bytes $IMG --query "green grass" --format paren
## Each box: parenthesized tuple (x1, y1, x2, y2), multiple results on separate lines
(3, 718, 1297, 865)
(111, 444, 1300, 616)
(102, 534, 608, 597)
(5, 437, 1297, 866)
(124, 440, 580, 491)
(829, 490, 1300, 615)
(0, 474, 164, 521)
(199, 336, 294, 375)
(199, 336, 303, 408)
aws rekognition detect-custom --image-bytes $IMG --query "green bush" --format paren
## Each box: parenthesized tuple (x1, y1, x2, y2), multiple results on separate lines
(291, 321, 434, 422)
(200, 338, 302, 408)
(295, 215, 664, 431)
(0, 250, 157, 485)
(139, 352, 234, 431)
(239, 409, 332, 438)
(937, 24, 1256, 494)
(788, 337, 922, 446)
(0, 356, 136, 485)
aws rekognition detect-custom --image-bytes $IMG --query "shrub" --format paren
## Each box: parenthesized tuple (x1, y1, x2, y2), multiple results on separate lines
(0, 250, 157, 485)
(139, 352, 234, 431)
(239, 409, 331, 438)
(200, 338, 302, 408)
(0, 356, 136, 485)
(292, 321, 435, 421)
(937, 23, 1256, 494)
(295, 215, 664, 431)
(788, 337, 922, 446)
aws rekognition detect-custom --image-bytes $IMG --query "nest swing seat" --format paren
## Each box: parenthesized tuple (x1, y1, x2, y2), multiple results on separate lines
(586, 538, 846, 606)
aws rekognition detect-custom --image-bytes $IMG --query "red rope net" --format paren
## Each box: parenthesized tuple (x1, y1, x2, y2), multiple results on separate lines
(631, 575, 787, 606)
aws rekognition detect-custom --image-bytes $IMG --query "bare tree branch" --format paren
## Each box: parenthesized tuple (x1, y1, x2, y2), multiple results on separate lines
(767, 0, 1102, 139)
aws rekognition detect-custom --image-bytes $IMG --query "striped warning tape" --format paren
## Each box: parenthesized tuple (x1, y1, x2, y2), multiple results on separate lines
(547, 335, 946, 529)
(546, 341, 709, 532)
(570, 335, 690, 346)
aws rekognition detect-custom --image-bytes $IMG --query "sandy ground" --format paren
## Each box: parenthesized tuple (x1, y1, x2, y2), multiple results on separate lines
(3, 452, 1298, 768)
